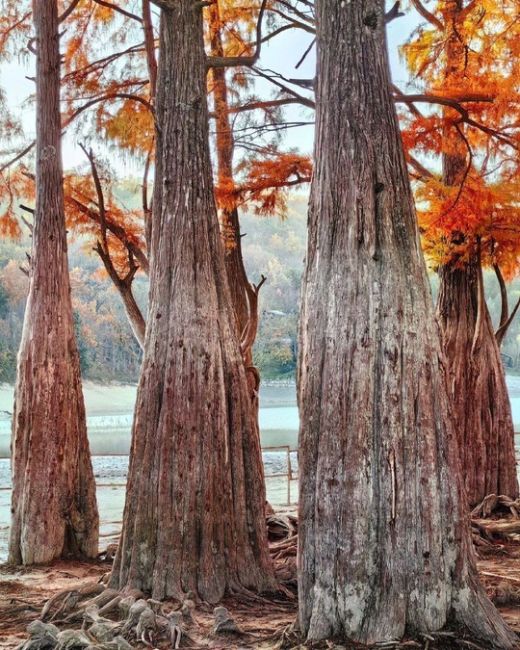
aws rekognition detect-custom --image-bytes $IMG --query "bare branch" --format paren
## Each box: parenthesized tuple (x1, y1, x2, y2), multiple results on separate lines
(79, 143, 108, 253)
(251, 67, 315, 109)
(92, 0, 143, 23)
(496, 296, 520, 347)
(471, 238, 485, 357)
(295, 38, 315, 70)
(211, 97, 313, 118)
(59, 0, 81, 23)
(385, 1, 404, 24)
(407, 154, 435, 180)
(410, 0, 444, 31)
(494, 263, 520, 346)
(67, 92, 154, 124)
(0, 141, 36, 174)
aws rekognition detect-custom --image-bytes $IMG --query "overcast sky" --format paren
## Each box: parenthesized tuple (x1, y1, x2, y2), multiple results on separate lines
(0, 4, 421, 176)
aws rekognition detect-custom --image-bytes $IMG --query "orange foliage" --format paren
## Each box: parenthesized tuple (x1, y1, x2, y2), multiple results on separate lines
(230, 152, 312, 217)
(401, 0, 520, 277)
(0, 0, 309, 275)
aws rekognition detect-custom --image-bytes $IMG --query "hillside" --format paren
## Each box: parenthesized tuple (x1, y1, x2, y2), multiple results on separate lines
(1, 191, 519, 384)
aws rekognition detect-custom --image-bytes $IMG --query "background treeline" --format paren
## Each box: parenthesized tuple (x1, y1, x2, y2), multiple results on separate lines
(0, 190, 307, 383)
(1, 187, 519, 385)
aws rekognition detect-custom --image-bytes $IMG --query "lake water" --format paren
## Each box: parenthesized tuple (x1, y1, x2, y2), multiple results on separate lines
(0, 384, 300, 560)
(0, 384, 300, 457)
(1, 377, 520, 561)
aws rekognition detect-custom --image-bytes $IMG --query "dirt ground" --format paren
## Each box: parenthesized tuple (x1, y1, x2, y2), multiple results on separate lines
(1, 542, 520, 649)
(0, 559, 297, 649)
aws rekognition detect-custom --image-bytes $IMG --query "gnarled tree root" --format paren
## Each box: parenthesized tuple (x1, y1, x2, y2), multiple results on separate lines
(20, 583, 269, 650)
(472, 494, 520, 520)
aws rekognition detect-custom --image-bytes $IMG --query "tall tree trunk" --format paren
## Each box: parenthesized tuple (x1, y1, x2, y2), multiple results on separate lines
(109, 0, 275, 602)
(437, 261, 518, 504)
(297, 1, 515, 646)
(436, 0, 518, 506)
(208, 3, 263, 412)
(8, 0, 99, 565)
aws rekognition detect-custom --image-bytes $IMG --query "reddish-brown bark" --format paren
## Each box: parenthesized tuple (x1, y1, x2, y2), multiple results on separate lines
(436, 0, 518, 506)
(9, 0, 99, 565)
(297, 0, 515, 646)
(109, 0, 275, 602)
(208, 3, 263, 409)
(437, 260, 518, 505)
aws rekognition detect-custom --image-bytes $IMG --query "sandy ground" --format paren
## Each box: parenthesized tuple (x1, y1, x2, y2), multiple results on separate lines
(0, 382, 300, 417)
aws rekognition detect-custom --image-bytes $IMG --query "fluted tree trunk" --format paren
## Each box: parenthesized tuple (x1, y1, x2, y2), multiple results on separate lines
(297, 0, 515, 647)
(437, 259, 518, 504)
(435, 0, 518, 506)
(9, 0, 99, 565)
(109, 0, 275, 602)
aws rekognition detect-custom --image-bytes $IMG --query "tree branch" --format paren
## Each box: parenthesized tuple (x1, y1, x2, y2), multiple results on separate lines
(410, 0, 444, 31)
(471, 238, 485, 357)
(295, 38, 315, 70)
(66, 92, 153, 124)
(494, 263, 520, 347)
(79, 143, 109, 253)
(207, 0, 268, 68)
(251, 67, 315, 108)
(68, 196, 149, 275)
(59, 0, 82, 23)
(92, 0, 143, 22)
(494, 263, 509, 332)
(142, 0, 157, 99)
(496, 296, 520, 348)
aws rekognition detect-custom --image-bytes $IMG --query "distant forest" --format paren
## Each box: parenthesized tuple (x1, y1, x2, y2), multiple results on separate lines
(0, 188, 307, 384)
(1, 187, 519, 385)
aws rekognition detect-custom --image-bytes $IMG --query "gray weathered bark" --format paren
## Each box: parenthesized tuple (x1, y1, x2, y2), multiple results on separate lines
(109, 0, 275, 602)
(297, 0, 515, 646)
(9, 0, 99, 565)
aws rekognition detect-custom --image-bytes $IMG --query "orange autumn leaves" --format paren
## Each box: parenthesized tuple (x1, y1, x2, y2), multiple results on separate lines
(0, 0, 310, 276)
(401, 0, 520, 277)
(217, 152, 312, 217)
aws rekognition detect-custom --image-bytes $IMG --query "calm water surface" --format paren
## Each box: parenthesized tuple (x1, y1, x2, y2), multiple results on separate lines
(1, 378, 520, 561)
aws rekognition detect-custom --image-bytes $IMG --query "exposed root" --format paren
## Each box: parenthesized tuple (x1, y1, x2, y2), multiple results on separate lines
(470, 494, 520, 552)
(473, 518, 520, 543)
(472, 494, 520, 520)
(40, 583, 104, 621)
(267, 513, 298, 542)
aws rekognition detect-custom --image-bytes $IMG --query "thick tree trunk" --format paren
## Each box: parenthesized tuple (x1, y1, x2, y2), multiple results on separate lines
(8, 0, 99, 565)
(437, 261, 518, 504)
(297, 1, 515, 647)
(109, 0, 275, 603)
(435, 0, 518, 505)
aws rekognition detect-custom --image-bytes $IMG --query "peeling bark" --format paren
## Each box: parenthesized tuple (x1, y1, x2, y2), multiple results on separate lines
(109, 0, 275, 602)
(297, 1, 515, 646)
(9, 0, 99, 565)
